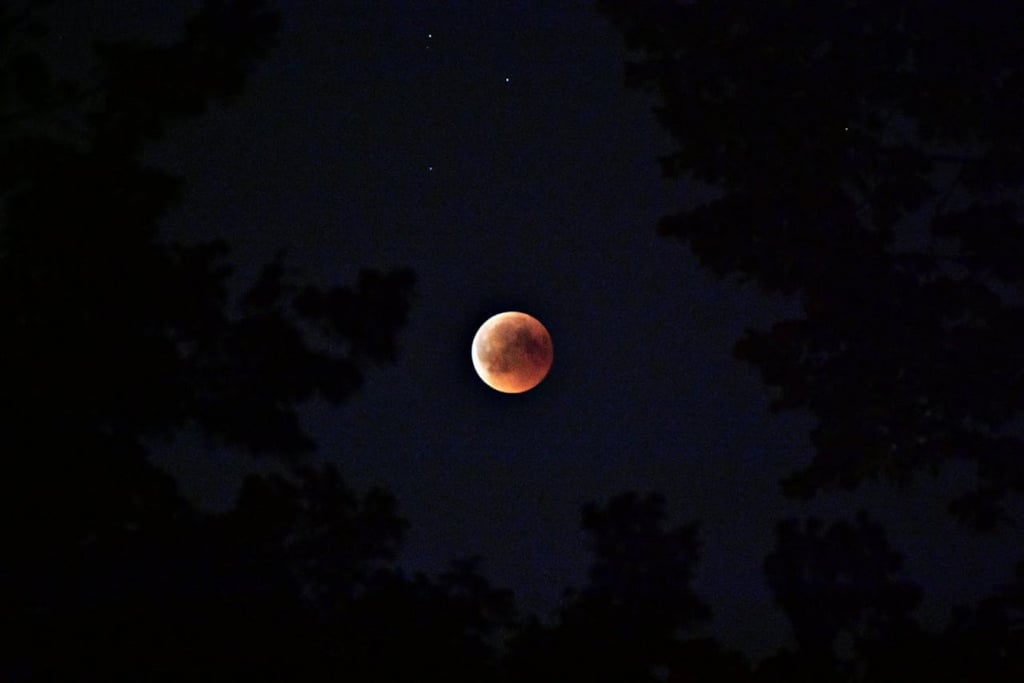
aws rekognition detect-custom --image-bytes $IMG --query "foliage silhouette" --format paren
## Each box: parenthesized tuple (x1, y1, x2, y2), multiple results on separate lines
(757, 512, 920, 681)
(0, 2, 434, 680)
(752, 512, 1024, 681)
(597, 1, 1024, 680)
(596, 0, 1024, 529)
(764, 512, 921, 656)
(506, 492, 732, 683)
(1, 0, 415, 556)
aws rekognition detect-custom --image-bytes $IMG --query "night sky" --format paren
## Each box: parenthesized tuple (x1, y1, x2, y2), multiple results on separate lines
(50, 0, 1024, 656)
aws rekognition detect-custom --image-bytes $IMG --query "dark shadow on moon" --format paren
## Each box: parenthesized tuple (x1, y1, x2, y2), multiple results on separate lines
(480, 323, 550, 374)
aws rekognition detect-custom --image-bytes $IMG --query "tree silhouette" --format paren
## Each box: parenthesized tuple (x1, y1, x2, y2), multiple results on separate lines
(596, 0, 1024, 529)
(1, 0, 414, 550)
(596, 1, 1024, 679)
(764, 513, 921, 656)
(506, 492, 730, 683)
(0, 2, 424, 680)
(757, 512, 921, 680)
(327, 559, 517, 683)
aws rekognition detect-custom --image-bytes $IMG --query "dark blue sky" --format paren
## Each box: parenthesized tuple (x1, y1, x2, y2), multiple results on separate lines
(53, 0, 1024, 656)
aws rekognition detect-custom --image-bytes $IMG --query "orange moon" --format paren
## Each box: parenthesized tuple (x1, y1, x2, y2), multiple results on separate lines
(471, 311, 553, 393)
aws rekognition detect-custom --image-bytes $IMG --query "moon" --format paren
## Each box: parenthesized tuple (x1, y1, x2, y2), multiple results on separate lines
(471, 311, 553, 393)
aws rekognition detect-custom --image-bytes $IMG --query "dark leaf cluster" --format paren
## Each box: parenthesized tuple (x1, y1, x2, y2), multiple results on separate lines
(598, 0, 1024, 528)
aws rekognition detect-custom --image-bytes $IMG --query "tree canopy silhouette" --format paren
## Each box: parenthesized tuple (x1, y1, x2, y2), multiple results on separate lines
(597, 0, 1024, 529)
(0, 2, 425, 679)
(595, 1, 1024, 679)
(506, 492, 730, 683)
(0, 0, 414, 550)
